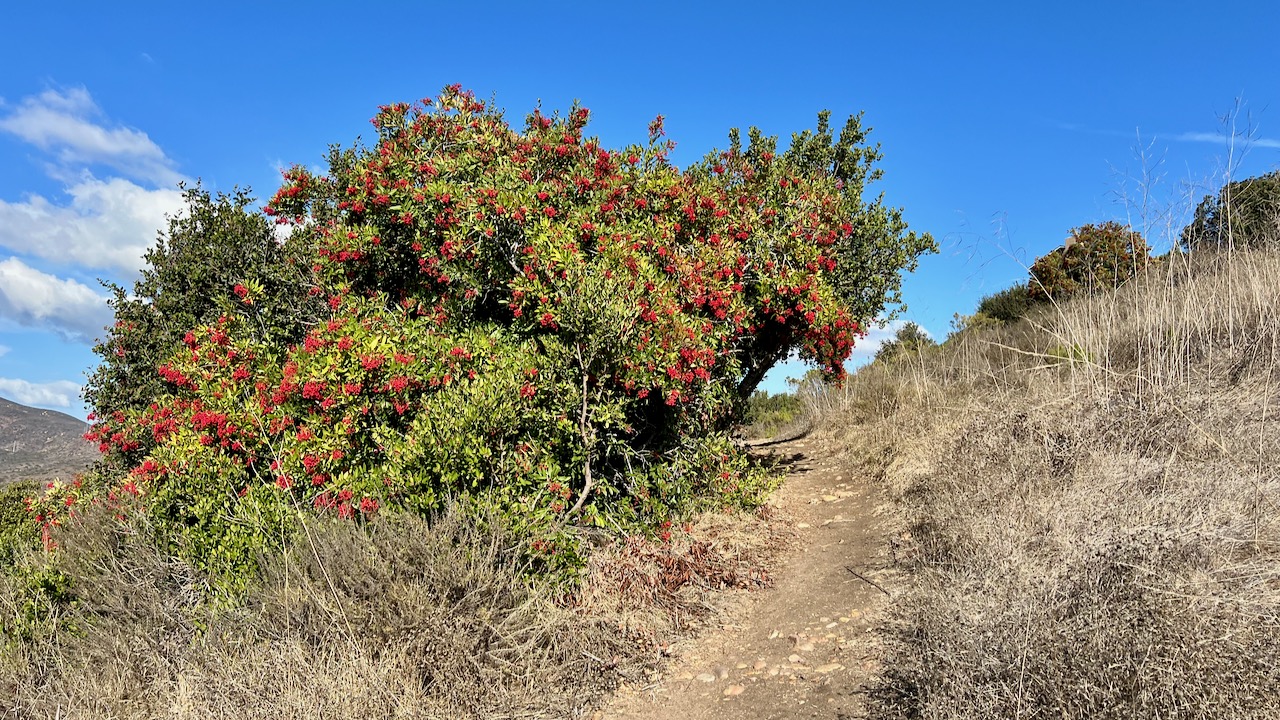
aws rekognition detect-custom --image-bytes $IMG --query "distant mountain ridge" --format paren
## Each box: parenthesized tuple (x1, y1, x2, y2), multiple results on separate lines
(0, 396, 98, 484)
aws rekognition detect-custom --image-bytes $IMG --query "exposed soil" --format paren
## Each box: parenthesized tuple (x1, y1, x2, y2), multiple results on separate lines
(601, 433, 894, 720)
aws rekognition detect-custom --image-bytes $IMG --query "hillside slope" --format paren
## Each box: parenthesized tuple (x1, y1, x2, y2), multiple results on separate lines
(808, 249, 1280, 719)
(0, 396, 96, 483)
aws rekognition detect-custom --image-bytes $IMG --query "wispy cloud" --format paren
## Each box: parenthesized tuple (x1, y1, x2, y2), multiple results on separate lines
(1052, 120, 1280, 150)
(0, 87, 183, 186)
(1168, 131, 1280, 150)
(0, 86, 188, 349)
(0, 377, 81, 409)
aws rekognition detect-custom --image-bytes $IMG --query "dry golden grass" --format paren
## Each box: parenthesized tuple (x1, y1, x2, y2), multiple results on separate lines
(0, 501, 784, 720)
(808, 249, 1280, 719)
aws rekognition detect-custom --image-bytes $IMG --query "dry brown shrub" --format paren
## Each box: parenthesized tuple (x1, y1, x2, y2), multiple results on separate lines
(0, 495, 789, 719)
(576, 508, 789, 645)
(0, 507, 627, 719)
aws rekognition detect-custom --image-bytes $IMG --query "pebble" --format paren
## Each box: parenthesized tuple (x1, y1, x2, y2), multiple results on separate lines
(769, 630, 780, 639)
(815, 663, 843, 673)
(696, 672, 717, 683)
(796, 641, 815, 652)
(796, 522, 810, 529)
(822, 495, 838, 502)
(735, 662, 748, 669)
(723, 685, 745, 697)
(715, 666, 730, 680)
(826, 622, 839, 629)
(839, 616, 850, 623)
(752, 659, 768, 670)
(788, 654, 806, 664)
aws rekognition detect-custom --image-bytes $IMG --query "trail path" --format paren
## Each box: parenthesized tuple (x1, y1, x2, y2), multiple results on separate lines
(602, 435, 894, 720)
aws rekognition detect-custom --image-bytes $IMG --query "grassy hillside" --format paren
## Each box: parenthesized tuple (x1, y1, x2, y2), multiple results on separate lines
(807, 249, 1280, 718)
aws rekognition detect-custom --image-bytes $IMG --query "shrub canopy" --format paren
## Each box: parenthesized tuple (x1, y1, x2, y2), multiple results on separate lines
(82, 86, 933, 586)
(975, 284, 1032, 323)
(874, 322, 936, 363)
(1181, 171, 1280, 250)
(1028, 222, 1149, 302)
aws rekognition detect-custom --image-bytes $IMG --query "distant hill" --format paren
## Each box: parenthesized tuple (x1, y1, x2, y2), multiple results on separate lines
(0, 396, 98, 484)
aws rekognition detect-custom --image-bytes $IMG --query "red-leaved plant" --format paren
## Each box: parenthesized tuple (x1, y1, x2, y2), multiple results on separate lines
(80, 86, 932, 589)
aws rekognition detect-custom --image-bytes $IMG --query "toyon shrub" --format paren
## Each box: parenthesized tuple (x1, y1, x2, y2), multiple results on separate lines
(78, 86, 933, 589)
(1028, 221, 1150, 302)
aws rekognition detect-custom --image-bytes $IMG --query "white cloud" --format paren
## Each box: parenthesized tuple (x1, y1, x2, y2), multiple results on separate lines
(0, 345, 8, 357)
(0, 87, 183, 186)
(0, 175, 185, 274)
(0, 258, 111, 343)
(848, 319, 926, 364)
(0, 377, 81, 409)
(759, 320, 931, 393)
(1170, 131, 1280, 150)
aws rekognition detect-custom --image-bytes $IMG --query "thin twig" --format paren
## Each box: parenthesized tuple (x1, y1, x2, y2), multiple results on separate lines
(845, 566, 891, 597)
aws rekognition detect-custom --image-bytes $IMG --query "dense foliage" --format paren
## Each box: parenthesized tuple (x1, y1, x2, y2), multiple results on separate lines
(1028, 221, 1149, 302)
(975, 284, 1032, 323)
(1181, 171, 1280, 250)
(874, 322, 936, 363)
(743, 390, 803, 438)
(85, 186, 315, 423)
(79, 87, 932, 588)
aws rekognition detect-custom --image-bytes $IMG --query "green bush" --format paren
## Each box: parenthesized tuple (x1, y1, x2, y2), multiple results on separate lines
(743, 391, 803, 438)
(1028, 222, 1150, 302)
(875, 322, 936, 363)
(1181, 171, 1280, 250)
(976, 284, 1033, 323)
(0, 481, 39, 566)
(85, 186, 316, 437)
(0, 481, 79, 649)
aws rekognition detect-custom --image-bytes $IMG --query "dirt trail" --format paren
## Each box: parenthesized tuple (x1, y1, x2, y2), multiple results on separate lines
(602, 434, 894, 720)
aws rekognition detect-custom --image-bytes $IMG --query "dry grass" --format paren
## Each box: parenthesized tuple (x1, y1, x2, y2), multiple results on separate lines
(0, 501, 785, 720)
(578, 507, 787, 641)
(809, 249, 1280, 719)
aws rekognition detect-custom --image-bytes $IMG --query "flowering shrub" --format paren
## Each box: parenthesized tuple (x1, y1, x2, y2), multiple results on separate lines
(82, 86, 932, 588)
(85, 186, 315, 427)
(1028, 222, 1150, 302)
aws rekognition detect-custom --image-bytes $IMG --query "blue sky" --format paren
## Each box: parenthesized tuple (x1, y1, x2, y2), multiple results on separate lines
(1, 1, 1278, 416)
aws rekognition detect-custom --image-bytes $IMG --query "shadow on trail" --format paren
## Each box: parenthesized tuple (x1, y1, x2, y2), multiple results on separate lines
(742, 426, 812, 449)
